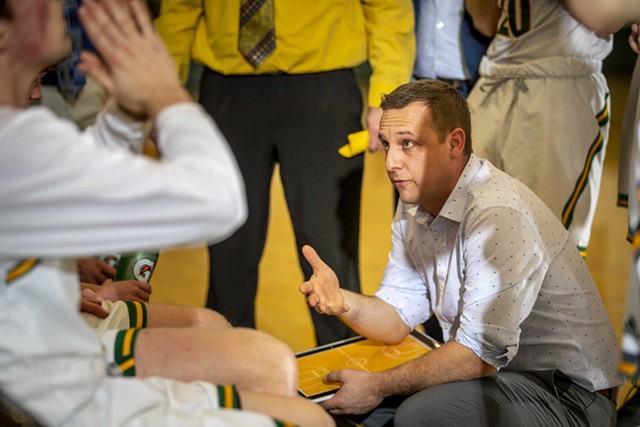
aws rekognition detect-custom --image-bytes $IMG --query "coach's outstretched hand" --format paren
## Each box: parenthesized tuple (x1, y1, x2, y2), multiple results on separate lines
(299, 245, 349, 316)
(77, 0, 190, 118)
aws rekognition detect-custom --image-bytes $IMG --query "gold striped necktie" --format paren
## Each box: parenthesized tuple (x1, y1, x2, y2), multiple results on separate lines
(238, 0, 276, 68)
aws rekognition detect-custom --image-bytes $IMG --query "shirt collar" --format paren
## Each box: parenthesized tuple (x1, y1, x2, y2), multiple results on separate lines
(405, 154, 482, 225)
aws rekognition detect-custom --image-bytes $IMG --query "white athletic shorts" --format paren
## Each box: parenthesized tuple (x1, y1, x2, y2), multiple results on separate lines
(468, 56, 610, 255)
(82, 300, 147, 375)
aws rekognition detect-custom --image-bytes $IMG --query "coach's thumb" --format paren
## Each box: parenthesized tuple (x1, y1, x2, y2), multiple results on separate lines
(324, 370, 345, 386)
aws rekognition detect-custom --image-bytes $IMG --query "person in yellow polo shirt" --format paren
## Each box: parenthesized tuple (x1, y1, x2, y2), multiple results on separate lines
(155, 1, 415, 345)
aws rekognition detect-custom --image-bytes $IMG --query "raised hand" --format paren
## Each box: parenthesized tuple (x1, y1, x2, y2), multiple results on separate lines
(77, 0, 190, 118)
(299, 245, 349, 315)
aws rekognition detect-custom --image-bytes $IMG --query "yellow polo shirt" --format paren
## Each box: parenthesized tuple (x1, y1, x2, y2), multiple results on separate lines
(154, 0, 415, 107)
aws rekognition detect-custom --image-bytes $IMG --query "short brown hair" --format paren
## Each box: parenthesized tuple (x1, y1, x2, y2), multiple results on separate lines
(380, 80, 472, 155)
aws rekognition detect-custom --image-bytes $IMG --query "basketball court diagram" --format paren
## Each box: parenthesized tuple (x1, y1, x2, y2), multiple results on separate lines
(297, 333, 434, 401)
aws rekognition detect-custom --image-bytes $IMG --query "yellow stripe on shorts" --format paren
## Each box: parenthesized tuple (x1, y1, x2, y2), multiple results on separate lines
(217, 385, 241, 409)
(124, 300, 147, 328)
(633, 229, 640, 252)
(6, 259, 39, 284)
(596, 102, 609, 127)
(561, 97, 609, 229)
(561, 131, 604, 228)
(114, 328, 141, 377)
(577, 247, 587, 258)
(274, 420, 298, 427)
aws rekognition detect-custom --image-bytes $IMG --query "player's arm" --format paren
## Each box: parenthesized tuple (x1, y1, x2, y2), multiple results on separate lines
(0, 0, 246, 258)
(299, 245, 411, 344)
(558, 0, 639, 36)
(465, 0, 501, 37)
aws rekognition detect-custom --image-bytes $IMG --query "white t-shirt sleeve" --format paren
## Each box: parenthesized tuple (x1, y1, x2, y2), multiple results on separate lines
(0, 103, 246, 257)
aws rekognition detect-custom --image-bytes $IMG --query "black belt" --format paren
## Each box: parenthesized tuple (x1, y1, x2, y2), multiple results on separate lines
(436, 77, 474, 90)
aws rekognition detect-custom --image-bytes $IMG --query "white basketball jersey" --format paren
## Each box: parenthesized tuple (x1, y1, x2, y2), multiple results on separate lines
(486, 0, 612, 64)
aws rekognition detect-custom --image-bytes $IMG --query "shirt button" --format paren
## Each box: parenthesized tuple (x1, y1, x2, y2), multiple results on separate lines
(436, 21, 445, 29)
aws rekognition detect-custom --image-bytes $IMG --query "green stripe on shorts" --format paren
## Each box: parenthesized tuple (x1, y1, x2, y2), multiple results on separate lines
(274, 420, 298, 427)
(124, 300, 147, 328)
(217, 385, 241, 409)
(114, 328, 141, 376)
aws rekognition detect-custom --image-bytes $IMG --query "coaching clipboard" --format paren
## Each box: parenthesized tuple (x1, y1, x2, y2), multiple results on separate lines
(296, 330, 439, 402)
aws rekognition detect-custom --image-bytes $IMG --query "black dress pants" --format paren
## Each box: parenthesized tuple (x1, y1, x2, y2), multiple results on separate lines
(199, 68, 363, 345)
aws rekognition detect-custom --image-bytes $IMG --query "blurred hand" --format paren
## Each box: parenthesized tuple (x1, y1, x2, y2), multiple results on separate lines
(99, 279, 152, 302)
(77, 0, 190, 118)
(77, 257, 116, 284)
(367, 107, 384, 152)
(80, 287, 109, 318)
(631, 23, 640, 54)
(299, 245, 349, 315)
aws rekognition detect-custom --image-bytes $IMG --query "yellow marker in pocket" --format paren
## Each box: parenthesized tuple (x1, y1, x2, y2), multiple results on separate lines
(338, 130, 369, 158)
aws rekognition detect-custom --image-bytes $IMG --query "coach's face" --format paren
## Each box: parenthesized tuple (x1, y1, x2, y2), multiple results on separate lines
(379, 102, 466, 216)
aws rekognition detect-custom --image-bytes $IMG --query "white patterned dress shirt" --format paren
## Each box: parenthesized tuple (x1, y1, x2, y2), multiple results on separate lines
(376, 154, 622, 391)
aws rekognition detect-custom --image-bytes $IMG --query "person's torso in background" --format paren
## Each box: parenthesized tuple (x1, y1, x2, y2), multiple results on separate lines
(485, 0, 612, 64)
(413, 0, 467, 80)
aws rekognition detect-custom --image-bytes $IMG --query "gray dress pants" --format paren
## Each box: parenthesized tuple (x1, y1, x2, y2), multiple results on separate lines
(360, 371, 616, 427)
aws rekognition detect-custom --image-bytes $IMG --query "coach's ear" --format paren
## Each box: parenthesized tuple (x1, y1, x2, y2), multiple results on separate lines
(448, 128, 466, 159)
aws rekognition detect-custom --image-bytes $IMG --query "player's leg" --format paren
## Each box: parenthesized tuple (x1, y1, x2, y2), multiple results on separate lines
(79, 377, 335, 427)
(239, 389, 335, 427)
(103, 325, 298, 396)
(83, 300, 232, 331)
(146, 303, 231, 329)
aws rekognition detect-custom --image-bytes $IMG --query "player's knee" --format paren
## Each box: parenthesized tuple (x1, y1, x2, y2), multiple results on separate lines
(193, 308, 231, 329)
(244, 329, 298, 395)
(265, 337, 297, 390)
